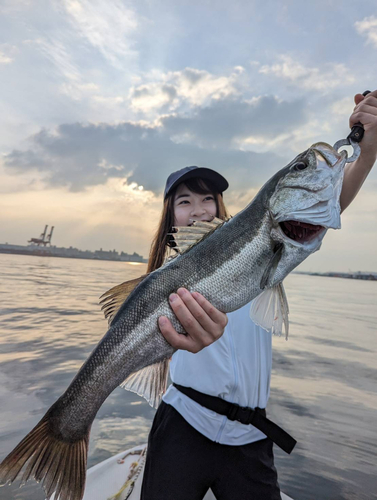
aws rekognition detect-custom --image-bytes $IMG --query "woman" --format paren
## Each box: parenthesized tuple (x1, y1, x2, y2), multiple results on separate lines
(141, 166, 285, 500)
(141, 91, 377, 500)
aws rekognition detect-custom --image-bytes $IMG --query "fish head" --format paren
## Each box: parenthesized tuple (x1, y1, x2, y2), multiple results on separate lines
(266, 142, 347, 285)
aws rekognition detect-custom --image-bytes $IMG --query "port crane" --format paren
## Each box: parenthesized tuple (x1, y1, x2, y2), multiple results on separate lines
(28, 225, 54, 246)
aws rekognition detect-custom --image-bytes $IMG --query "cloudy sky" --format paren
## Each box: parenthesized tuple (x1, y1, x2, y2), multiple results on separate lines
(1, 0, 377, 271)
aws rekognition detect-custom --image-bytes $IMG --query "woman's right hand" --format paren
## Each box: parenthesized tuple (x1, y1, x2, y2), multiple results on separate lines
(158, 288, 228, 353)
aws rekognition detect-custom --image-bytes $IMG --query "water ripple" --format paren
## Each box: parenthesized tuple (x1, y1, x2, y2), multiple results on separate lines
(0, 255, 376, 500)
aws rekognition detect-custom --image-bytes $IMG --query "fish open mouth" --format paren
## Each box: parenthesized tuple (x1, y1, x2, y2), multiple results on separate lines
(279, 220, 324, 244)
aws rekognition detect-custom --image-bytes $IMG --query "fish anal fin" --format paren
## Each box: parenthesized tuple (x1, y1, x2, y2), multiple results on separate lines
(250, 282, 289, 339)
(120, 359, 170, 408)
(99, 275, 148, 325)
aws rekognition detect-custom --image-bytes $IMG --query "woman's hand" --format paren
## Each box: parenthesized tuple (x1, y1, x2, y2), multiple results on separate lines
(350, 90, 377, 162)
(158, 288, 228, 353)
(340, 89, 377, 211)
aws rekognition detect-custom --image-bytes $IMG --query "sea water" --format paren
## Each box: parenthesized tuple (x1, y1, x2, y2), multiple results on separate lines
(0, 254, 376, 500)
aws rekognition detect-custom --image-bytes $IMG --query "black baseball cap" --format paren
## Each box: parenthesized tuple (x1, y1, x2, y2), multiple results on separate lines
(164, 166, 229, 199)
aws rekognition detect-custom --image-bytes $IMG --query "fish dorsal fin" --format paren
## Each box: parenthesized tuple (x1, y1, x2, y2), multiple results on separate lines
(249, 282, 289, 339)
(99, 275, 148, 325)
(171, 217, 225, 254)
(120, 359, 170, 408)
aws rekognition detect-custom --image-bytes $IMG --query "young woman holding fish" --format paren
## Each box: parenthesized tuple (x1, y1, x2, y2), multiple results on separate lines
(141, 90, 377, 500)
(141, 167, 291, 500)
(1, 93, 376, 500)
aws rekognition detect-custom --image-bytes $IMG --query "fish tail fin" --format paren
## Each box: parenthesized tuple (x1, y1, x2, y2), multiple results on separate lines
(0, 412, 89, 500)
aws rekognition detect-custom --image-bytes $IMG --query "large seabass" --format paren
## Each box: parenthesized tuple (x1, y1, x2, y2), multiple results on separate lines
(0, 142, 346, 500)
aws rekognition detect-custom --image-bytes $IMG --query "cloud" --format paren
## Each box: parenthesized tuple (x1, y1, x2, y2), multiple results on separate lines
(60, 82, 100, 101)
(35, 37, 82, 82)
(130, 83, 178, 113)
(330, 97, 354, 117)
(129, 67, 241, 114)
(1, 0, 33, 13)
(13, 2, 140, 106)
(62, 0, 139, 69)
(355, 16, 377, 49)
(259, 55, 355, 91)
(0, 44, 18, 64)
(3, 94, 306, 193)
(0, 50, 13, 64)
(33, 37, 113, 102)
(161, 94, 306, 148)
(3, 120, 282, 194)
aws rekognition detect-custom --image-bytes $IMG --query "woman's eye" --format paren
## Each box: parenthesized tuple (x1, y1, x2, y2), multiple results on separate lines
(204, 196, 214, 201)
(178, 200, 189, 205)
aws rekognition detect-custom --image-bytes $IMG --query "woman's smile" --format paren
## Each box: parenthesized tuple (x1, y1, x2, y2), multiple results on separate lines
(173, 183, 217, 227)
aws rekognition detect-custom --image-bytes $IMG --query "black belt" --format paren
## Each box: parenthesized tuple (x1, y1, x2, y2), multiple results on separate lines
(173, 383, 296, 454)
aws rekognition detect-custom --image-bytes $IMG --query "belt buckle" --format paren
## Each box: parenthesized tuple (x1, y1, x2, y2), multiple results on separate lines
(237, 406, 254, 424)
(227, 404, 254, 425)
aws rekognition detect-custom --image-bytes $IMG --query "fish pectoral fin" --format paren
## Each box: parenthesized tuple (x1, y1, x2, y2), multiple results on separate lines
(99, 274, 148, 325)
(171, 217, 225, 254)
(249, 282, 289, 339)
(120, 359, 170, 408)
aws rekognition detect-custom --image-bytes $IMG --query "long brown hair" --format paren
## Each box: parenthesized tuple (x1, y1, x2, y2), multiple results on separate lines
(147, 177, 229, 273)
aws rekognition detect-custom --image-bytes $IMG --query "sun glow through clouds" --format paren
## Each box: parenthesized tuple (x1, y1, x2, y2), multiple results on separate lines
(0, 1, 376, 271)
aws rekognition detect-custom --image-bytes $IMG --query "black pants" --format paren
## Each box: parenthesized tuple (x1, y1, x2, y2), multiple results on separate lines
(141, 402, 281, 500)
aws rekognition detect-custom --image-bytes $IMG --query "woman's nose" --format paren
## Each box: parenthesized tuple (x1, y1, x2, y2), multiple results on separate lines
(190, 203, 206, 217)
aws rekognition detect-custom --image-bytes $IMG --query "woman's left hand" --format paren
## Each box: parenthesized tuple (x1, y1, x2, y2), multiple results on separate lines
(158, 288, 228, 353)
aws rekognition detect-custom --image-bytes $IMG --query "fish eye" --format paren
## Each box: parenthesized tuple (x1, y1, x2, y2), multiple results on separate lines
(293, 161, 308, 171)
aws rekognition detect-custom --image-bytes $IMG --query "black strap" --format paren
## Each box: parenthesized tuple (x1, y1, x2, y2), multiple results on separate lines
(173, 383, 296, 454)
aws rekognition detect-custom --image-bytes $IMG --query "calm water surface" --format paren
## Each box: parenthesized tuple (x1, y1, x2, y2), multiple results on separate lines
(0, 254, 376, 500)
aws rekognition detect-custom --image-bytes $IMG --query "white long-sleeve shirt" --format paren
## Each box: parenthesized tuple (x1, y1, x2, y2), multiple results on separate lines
(162, 301, 273, 445)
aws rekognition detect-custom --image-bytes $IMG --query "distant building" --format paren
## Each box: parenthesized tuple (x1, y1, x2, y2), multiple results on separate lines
(0, 242, 147, 263)
(296, 270, 377, 281)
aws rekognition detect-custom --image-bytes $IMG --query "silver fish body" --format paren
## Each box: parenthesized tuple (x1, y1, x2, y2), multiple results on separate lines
(0, 142, 347, 500)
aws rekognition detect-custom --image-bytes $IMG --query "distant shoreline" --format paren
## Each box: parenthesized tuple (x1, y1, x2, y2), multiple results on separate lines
(1, 247, 375, 279)
(295, 271, 377, 281)
(0, 243, 148, 264)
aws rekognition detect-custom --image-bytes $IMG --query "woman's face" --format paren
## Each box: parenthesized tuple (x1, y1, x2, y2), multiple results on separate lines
(173, 183, 217, 226)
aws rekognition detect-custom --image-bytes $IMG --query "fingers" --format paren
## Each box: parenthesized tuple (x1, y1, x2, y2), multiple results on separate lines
(158, 316, 195, 351)
(175, 288, 227, 333)
(354, 93, 365, 106)
(353, 96, 377, 114)
(353, 92, 377, 110)
(350, 111, 377, 129)
(191, 291, 228, 328)
(170, 290, 203, 334)
(158, 288, 227, 353)
(348, 91, 377, 164)
(350, 93, 377, 128)
(355, 89, 377, 105)
(158, 310, 207, 353)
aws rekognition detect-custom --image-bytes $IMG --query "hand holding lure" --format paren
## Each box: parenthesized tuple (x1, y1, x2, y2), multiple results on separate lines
(333, 90, 371, 163)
